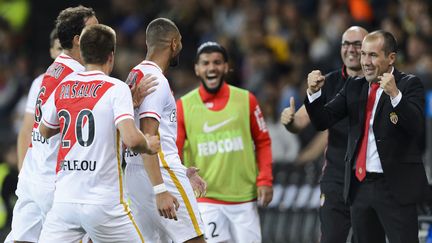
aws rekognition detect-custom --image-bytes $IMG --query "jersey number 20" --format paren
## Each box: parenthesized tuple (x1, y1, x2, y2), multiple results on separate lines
(58, 109, 95, 148)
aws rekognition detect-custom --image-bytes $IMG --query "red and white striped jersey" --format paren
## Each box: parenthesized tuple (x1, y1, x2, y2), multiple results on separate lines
(20, 53, 84, 185)
(124, 60, 182, 166)
(42, 70, 134, 204)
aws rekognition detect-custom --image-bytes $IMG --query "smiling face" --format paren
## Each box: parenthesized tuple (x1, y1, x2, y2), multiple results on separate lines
(360, 34, 396, 82)
(195, 52, 229, 93)
(340, 28, 367, 72)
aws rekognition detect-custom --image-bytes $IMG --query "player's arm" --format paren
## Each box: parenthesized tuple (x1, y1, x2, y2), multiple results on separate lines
(39, 123, 59, 139)
(249, 93, 273, 207)
(140, 117, 179, 220)
(117, 118, 159, 154)
(17, 112, 34, 170)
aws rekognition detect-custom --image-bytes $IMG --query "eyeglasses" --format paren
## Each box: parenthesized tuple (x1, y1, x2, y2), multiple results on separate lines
(341, 41, 362, 49)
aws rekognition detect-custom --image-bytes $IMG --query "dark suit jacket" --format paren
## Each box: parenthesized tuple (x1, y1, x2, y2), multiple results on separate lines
(305, 68, 429, 205)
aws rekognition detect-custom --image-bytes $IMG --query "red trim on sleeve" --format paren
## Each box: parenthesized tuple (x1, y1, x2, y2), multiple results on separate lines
(176, 99, 186, 161)
(42, 118, 59, 128)
(115, 113, 133, 123)
(139, 111, 161, 119)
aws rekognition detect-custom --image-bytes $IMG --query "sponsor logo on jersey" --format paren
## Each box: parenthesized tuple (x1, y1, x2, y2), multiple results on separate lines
(124, 148, 139, 157)
(170, 109, 177, 122)
(197, 136, 244, 156)
(32, 130, 49, 144)
(202, 117, 236, 133)
(196, 129, 245, 157)
(59, 160, 97, 171)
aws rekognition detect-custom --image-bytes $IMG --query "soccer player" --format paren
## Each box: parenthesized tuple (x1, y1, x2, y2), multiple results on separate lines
(5, 6, 98, 243)
(176, 41, 273, 243)
(17, 27, 62, 171)
(38, 23, 159, 243)
(124, 18, 206, 243)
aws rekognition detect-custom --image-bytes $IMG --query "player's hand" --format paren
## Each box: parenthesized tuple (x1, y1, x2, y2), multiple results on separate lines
(131, 74, 158, 108)
(257, 185, 273, 207)
(186, 167, 207, 198)
(155, 191, 180, 220)
(144, 134, 160, 154)
(281, 97, 296, 126)
(378, 73, 399, 98)
(307, 70, 325, 94)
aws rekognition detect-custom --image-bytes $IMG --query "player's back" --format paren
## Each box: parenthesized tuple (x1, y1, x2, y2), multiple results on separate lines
(21, 53, 84, 184)
(125, 61, 181, 166)
(47, 70, 132, 205)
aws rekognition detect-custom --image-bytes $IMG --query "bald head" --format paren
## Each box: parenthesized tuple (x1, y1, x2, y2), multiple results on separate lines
(342, 26, 368, 40)
(146, 18, 180, 49)
(364, 30, 397, 55)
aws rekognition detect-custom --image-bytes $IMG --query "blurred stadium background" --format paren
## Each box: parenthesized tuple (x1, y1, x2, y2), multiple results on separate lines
(0, 0, 431, 242)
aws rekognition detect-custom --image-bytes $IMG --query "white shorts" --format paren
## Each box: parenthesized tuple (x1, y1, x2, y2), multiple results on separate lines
(39, 202, 144, 243)
(5, 176, 55, 243)
(198, 202, 262, 243)
(125, 163, 204, 243)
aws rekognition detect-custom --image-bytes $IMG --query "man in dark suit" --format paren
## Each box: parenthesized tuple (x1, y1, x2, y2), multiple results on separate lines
(304, 30, 430, 243)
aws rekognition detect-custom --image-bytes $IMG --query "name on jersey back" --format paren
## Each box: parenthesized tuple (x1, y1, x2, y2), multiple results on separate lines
(58, 81, 104, 99)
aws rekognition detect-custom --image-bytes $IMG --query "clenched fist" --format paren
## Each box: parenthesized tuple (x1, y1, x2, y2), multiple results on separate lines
(378, 73, 399, 98)
(307, 70, 325, 94)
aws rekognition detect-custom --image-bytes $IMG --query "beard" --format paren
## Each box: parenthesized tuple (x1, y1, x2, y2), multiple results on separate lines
(200, 76, 225, 94)
(170, 53, 180, 67)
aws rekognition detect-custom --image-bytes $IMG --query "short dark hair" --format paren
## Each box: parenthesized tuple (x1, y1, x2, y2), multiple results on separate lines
(146, 18, 179, 48)
(195, 42, 228, 63)
(56, 5, 95, 50)
(369, 30, 398, 55)
(49, 28, 58, 48)
(80, 24, 116, 65)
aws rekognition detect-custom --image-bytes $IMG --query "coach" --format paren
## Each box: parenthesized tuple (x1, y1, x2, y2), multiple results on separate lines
(304, 30, 430, 243)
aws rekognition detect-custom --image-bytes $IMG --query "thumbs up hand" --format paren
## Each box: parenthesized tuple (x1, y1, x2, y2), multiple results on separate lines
(281, 97, 296, 126)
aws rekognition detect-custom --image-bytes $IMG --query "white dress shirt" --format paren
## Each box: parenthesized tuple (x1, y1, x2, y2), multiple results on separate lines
(307, 67, 401, 173)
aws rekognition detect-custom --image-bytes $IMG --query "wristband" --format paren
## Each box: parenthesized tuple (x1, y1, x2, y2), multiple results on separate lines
(153, 183, 168, 195)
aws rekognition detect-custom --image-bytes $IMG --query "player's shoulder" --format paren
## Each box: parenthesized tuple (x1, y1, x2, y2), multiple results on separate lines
(228, 84, 251, 97)
(54, 53, 84, 72)
(110, 76, 130, 89)
(31, 73, 44, 88)
(133, 61, 165, 79)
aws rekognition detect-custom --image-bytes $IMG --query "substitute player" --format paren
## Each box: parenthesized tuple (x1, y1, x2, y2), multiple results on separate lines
(124, 18, 205, 243)
(38, 23, 159, 243)
(176, 42, 273, 243)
